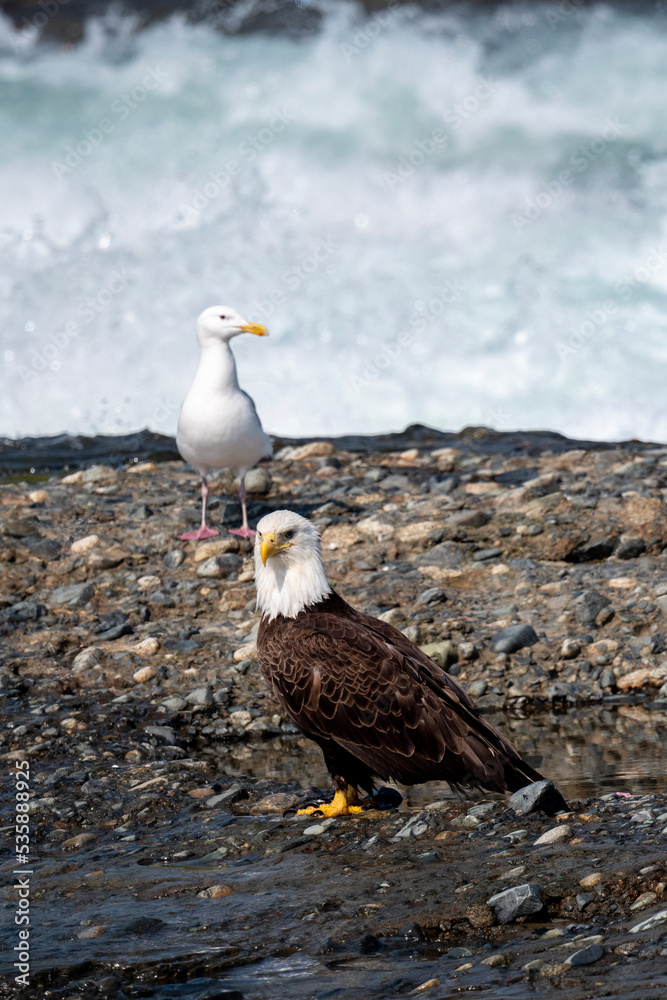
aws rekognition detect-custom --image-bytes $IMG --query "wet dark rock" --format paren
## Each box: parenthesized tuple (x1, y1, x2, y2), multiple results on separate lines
(487, 883, 543, 923)
(153, 979, 243, 1000)
(98, 622, 134, 641)
(122, 916, 166, 935)
(567, 943, 604, 966)
(205, 784, 249, 808)
(399, 922, 425, 941)
(359, 933, 381, 954)
(509, 779, 568, 817)
(95, 975, 120, 996)
(24, 537, 62, 557)
(51, 582, 95, 607)
(616, 537, 646, 559)
(573, 590, 611, 625)
(473, 547, 503, 562)
(568, 536, 617, 562)
(495, 467, 539, 485)
(490, 624, 538, 654)
(446, 945, 473, 958)
(576, 892, 596, 911)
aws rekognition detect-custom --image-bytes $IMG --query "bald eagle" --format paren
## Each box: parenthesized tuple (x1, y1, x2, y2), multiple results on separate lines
(255, 510, 564, 817)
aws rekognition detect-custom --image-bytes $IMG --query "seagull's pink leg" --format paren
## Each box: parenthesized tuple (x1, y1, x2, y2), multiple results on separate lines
(181, 475, 219, 541)
(228, 474, 256, 539)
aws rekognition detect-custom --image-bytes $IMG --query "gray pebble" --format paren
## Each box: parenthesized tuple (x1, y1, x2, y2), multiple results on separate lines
(573, 590, 611, 625)
(567, 943, 604, 966)
(163, 549, 185, 569)
(186, 686, 214, 707)
(50, 582, 95, 607)
(490, 624, 538, 654)
(197, 553, 242, 578)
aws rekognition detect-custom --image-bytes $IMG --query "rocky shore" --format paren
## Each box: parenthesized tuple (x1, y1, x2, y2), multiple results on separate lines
(2, 429, 667, 998)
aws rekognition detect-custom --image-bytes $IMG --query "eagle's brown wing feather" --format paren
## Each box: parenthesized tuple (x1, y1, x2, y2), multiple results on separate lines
(258, 595, 541, 793)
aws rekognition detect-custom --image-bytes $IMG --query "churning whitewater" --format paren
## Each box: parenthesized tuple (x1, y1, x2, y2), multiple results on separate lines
(2, 1, 667, 443)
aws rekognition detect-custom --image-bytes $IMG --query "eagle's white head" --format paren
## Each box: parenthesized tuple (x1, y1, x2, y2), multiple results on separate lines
(196, 305, 268, 346)
(254, 510, 331, 621)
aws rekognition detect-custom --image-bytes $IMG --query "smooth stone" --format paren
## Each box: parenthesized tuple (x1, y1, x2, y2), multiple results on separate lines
(162, 696, 187, 711)
(197, 553, 243, 578)
(446, 946, 473, 958)
(566, 943, 604, 966)
(468, 679, 488, 697)
(244, 467, 272, 494)
(379, 473, 411, 491)
(185, 686, 214, 707)
(509, 780, 568, 817)
(573, 590, 611, 625)
(416, 587, 447, 605)
(490, 624, 539, 654)
(416, 541, 466, 569)
(472, 547, 503, 562)
(163, 549, 185, 569)
(50, 582, 95, 607)
(419, 641, 456, 669)
(533, 823, 571, 846)
(487, 884, 543, 923)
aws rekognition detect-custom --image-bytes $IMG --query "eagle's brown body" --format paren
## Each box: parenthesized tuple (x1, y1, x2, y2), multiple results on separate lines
(257, 590, 545, 797)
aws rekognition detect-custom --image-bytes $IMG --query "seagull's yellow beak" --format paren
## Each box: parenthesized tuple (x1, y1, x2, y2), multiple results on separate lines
(260, 532, 278, 565)
(240, 322, 268, 337)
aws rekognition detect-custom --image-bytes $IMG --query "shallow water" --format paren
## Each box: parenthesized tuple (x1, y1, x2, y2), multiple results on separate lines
(3, 2, 667, 444)
(204, 704, 667, 805)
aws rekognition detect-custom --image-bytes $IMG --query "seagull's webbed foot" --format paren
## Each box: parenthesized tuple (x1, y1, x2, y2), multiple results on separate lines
(228, 526, 256, 539)
(296, 787, 363, 818)
(180, 526, 220, 541)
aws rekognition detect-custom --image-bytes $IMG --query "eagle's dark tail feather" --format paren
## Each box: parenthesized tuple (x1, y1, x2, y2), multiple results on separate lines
(503, 757, 546, 793)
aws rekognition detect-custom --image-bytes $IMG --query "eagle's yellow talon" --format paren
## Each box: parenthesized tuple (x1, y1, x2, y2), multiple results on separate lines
(296, 787, 362, 818)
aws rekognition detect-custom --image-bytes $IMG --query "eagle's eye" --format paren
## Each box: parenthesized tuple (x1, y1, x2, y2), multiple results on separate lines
(284, 529, 294, 540)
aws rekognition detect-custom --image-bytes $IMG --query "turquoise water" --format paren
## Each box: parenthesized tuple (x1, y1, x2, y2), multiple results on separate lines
(2, 1, 667, 443)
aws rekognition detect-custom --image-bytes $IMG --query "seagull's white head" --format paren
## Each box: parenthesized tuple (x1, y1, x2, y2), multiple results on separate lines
(254, 510, 331, 621)
(196, 305, 268, 346)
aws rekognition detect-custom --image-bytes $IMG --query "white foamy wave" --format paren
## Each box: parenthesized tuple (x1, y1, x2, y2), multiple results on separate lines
(2, 2, 667, 443)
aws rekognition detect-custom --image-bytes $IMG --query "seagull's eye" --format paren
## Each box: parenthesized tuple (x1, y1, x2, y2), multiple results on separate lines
(284, 529, 294, 540)
(219, 314, 227, 319)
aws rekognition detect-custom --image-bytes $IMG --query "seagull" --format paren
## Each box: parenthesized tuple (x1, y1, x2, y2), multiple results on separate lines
(177, 305, 272, 541)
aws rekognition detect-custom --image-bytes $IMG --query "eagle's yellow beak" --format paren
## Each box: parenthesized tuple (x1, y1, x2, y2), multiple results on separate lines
(240, 322, 268, 337)
(260, 532, 278, 565)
